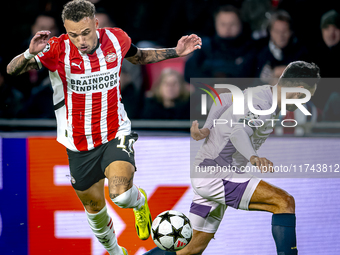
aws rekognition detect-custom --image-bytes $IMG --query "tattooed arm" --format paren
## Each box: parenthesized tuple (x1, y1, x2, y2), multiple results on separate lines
(7, 30, 50, 76)
(126, 34, 202, 65)
(126, 47, 178, 65)
(7, 55, 38, 76)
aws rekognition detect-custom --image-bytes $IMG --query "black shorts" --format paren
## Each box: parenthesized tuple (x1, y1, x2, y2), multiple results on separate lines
(67, 132, 138, 191)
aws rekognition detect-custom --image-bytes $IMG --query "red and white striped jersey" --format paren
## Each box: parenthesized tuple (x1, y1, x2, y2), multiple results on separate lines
(35, 27, 132, 152)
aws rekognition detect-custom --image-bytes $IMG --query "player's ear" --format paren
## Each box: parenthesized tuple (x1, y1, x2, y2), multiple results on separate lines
(95, 18, 99, 29)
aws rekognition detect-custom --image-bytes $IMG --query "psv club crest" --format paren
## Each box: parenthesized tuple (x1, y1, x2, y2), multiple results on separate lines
(105, 52, 117, 63)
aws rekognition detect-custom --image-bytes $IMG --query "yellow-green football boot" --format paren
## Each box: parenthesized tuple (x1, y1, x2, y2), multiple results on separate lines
(133, 188, 152, 240)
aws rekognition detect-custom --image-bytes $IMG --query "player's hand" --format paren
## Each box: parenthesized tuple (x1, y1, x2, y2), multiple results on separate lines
(175, 34, 202, 57)
(29, 30, 51, 55)
(250, 155, 274, 173)
(191, 120, 210, 141)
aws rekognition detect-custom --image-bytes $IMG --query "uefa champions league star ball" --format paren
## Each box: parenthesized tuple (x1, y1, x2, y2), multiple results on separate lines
(151, 210, 193, 251)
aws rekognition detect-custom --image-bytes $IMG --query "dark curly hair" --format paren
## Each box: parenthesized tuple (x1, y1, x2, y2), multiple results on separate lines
(62, 0, 95, 22)
(279, 61, 321, 89)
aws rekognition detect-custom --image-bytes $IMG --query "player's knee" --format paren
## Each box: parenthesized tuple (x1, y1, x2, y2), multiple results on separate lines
(109, 186, 129, 201)
(286, 193, 295, 211)
(83, 200, 105, 213)
(110, 190, 128, 208)
(107, 174, 134, 203)
(110, 186, 134, 208)
(276, 192, 295, 213)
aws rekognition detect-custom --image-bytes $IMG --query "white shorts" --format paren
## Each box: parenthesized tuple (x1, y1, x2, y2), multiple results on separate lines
(189, 173, 261, 233)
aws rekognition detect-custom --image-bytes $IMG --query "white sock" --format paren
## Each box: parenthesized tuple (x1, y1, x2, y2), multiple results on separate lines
(112, 185, 145, 210)
(85, 205, 123, 255)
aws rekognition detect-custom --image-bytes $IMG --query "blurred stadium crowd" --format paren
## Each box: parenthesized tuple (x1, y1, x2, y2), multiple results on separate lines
(0, 0, 339, 122)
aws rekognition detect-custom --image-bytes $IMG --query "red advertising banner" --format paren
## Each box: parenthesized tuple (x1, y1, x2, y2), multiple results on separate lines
(28, 137, 189, 255)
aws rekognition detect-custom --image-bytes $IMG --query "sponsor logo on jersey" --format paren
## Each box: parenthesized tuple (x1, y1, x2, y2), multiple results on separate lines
(71, 61, 82, 69)
(69, 71, 119, 93)
(105, 52, 117, 63)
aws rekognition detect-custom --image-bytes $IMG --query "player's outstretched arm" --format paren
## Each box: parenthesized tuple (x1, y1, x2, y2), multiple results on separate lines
(7, 31, 51, 76)
(126, 34, 202, 65)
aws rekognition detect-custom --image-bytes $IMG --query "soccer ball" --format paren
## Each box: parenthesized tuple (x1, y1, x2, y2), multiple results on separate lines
(151, 210, 193, 251)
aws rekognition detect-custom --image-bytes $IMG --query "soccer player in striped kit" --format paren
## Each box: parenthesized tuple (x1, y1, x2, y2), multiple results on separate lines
(7, 1, 202, 254)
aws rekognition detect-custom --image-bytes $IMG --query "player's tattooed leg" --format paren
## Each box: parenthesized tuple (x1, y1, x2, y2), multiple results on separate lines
(108, 174, 134, 199)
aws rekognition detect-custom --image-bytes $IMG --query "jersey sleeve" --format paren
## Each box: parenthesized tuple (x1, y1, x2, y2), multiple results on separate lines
(108, 27, 132, 59)
(34, 37, 59, 72)
(229, 126, 258, 160)
(229, 105, 267, 160)
(229, 95, 272, 160)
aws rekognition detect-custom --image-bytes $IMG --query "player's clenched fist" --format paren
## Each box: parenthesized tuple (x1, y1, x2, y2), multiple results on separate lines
(250, 155, 274, 173)
(29, 30, 51, 55)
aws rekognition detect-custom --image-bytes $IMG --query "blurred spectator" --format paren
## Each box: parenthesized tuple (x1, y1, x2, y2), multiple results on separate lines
(17, 12, 59, 100)
(140, 69, 190, 119)
(315, 10, 340, 78)
(96, 8, 116, 28)
(321, 10, 340, 49)
(22, 12, 59, 51)
(241, 0, 273, 40)
(312, 10, 340, 109)
(159, 0, 221, 47)
(256, 10, 309, 84)
(184, 5, 257, 81)
(19, 77, 55, 119)
(105, 1, 176, 47)
(313, 9, 340, 77)
(323, 92, 340, 121)
(31, 12, 59, 38)
(94, 8, 144, 119)
(120, 61, 144, 119)
(0, 58, 24, 118)
(277, 0, 337, 50)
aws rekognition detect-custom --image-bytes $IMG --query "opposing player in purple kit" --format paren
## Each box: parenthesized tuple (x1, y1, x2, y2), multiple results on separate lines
(145, 61, 320, 255)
